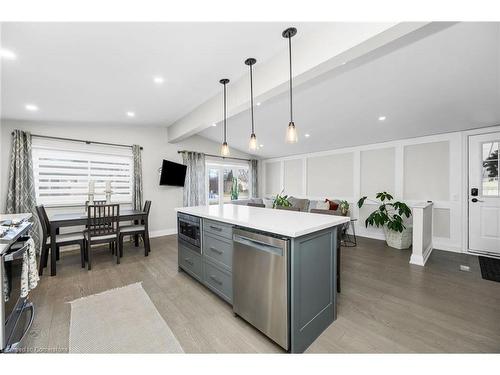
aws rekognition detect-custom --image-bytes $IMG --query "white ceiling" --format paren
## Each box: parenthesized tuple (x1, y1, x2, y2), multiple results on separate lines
(200, 22, 500, 158)
(0, 22, 334, 124)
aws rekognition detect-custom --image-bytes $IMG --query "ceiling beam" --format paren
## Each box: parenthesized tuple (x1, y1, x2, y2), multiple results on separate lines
(167, 22, 438, 143)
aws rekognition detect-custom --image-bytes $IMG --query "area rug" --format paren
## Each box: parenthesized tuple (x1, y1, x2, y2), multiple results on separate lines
(478, 256, 500, 283)
(69, 282, 184, 353)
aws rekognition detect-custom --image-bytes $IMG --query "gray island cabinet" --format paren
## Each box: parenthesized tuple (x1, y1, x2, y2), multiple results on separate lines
(176, 204, 349, 353)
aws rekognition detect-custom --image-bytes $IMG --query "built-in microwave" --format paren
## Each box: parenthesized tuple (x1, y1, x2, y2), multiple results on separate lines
(177, 213, 201, 251)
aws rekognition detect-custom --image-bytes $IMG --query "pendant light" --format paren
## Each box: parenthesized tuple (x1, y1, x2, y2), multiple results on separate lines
(282, 27, 298, 143)
(219, 78, 230, 157)
(245, 57, 258, 151)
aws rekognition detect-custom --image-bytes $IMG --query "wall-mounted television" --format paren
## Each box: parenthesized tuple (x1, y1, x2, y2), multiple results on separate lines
(159, 159, 187, 187)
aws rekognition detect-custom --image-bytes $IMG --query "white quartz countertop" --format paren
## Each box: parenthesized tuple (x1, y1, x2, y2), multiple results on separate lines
(175, 204, 350, 238)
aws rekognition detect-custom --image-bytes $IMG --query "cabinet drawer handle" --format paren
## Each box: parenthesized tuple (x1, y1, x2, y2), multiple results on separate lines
(209, 225, 222, 231)
(184, 258, 194, 266)
(210, 247, 223, 255)
(210, 275, 222, 285)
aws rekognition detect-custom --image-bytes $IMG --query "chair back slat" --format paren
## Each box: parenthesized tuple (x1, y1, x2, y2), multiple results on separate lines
(36, 205, 49, 239)
(87, 204, 120, 238)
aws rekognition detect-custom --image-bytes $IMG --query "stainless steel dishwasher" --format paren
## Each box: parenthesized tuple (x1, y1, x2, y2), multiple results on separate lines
(232, 228, 290, 350)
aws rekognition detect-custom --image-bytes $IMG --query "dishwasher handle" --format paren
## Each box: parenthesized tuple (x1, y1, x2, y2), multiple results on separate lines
(233, 234, 285, 256)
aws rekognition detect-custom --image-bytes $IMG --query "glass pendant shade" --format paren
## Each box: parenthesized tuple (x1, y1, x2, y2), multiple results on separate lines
(221, 141, 230, 157)
(249, 133, 258, 151)
(286, 122, 298, 144)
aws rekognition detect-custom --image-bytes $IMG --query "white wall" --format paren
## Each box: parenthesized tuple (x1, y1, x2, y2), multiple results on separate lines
(258, 127, 499, 254)
(0, 119, 250, 237)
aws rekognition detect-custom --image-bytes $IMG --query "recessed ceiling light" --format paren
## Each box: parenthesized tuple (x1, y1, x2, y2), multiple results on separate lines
(25, 104, 38, 112)
(378, 116, 386, 121)
(0, 48, 17, 60)
(341, 61, 346, 65)
(256, 102, 261, 106)
(153, 76, 164, 84)
(304, 133, 310, 138)
(126, 111, 135, 117)
(212, 123, 217, 127)
(259, 144, 264, 148)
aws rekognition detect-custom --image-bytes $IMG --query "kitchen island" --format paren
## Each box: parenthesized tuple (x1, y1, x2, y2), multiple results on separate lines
(175, 204, 349, 353)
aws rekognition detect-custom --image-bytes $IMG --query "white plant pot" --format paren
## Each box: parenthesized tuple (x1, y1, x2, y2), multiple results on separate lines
(383, 225, 412, 249)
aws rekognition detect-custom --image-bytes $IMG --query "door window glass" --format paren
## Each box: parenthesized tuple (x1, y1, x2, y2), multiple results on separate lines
(482, 142, 499, 196)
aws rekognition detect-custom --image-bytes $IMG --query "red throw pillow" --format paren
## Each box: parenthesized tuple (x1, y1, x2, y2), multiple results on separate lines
(325, 199, 339, 211)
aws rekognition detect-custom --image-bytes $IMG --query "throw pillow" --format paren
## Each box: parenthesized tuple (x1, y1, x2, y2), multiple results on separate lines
(315, 201, 330, 210)
(263, 198, 274, 208)
(325, 198, 339, 211)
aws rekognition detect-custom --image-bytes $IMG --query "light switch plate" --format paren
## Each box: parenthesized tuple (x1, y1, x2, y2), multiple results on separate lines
(459, 265, 471, 272)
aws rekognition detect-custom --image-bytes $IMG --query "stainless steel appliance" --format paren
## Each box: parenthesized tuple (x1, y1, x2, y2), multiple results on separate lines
(177, 213, 201, 251)
(233, 228, 290, 350)
(1, 236, 35, 352)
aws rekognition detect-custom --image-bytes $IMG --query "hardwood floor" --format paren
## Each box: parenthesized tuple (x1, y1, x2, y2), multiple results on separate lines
(22, 235, 500, 353)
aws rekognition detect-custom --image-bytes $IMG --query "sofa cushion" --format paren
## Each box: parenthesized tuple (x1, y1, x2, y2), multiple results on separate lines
(288, 196, 310, 212)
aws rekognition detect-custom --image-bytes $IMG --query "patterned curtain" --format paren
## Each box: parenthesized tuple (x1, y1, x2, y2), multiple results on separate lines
(6, 130, 41, 253)
(250, 159, 258, 198)
(132, 145, 143, 210)
(181, 152, 206, 207)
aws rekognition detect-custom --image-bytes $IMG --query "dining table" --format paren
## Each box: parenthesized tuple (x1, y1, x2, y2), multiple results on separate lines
(48, 209, 146, 276)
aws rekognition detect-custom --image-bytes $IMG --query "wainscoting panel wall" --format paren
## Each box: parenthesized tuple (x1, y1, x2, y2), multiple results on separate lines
(404, 141, 450, 201)
(261, 131, 467, 253)
(265, 161, 282, 196)
(307, 153, 354, 198)
(284, 159, 304, 197)
(360, 147, 396, 198)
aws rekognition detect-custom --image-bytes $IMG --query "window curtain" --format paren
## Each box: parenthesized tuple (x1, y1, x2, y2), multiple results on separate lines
(250, 159, 259, 198)
(181, 152, 206, 207)
(6, 130, 41, 253)
(132, 145, 143, 210)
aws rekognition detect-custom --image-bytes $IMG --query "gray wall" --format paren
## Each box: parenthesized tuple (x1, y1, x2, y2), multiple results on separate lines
(0, 119, 250, 236)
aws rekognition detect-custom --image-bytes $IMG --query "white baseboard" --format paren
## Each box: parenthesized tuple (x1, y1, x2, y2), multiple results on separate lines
(150, 228, 177, 238)
(356, 230, 463, 254)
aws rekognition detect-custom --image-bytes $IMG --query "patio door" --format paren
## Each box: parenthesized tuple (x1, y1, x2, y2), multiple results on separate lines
(468, 132, 500, 255)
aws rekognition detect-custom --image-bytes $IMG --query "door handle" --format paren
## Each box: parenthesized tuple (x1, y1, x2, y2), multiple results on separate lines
(471, 198, 484, 203)
(209, 225, 222, 232)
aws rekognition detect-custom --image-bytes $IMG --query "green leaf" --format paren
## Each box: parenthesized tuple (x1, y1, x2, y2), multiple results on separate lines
(358, 196, 367, 208)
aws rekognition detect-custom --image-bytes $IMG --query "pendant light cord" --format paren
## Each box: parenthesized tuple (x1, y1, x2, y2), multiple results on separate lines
(288, 35, 293, 123)
(223, 82, 227, 143)
(250, 63, 255, 134)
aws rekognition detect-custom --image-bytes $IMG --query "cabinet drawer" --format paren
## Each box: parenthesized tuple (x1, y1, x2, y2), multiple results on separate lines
(204, 219, 233, 240)
(179, 243, 202, 281)
(203, 233, 233, 271)
(203, 260, 232, 303)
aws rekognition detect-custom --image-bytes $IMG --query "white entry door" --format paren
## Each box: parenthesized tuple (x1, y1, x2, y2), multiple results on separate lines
(468, 132, 500, 255)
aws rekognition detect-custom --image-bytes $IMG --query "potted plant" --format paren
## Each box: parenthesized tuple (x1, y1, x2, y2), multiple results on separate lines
(339, 200, 350, 216)
(357, 192, 412, 249)
(273, 190, 292, 209)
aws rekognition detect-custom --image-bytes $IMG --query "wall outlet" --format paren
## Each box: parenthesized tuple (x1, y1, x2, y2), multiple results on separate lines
(459, 265, 471, 272)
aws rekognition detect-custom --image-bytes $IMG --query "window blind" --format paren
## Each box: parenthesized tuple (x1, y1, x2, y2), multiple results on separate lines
(32, 138, 134, 206)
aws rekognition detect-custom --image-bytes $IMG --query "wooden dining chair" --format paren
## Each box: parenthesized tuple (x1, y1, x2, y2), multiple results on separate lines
(36, 205, 86, 276)
(247, 202, 265, 208)
(310, 208, 343, 293)
(119, 200, 152, 257)
(84, 204, 120, 270)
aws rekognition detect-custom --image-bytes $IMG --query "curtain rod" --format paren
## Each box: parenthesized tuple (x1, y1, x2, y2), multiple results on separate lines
(12, 132, 143, 150)
(177, 150, 252, 162)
